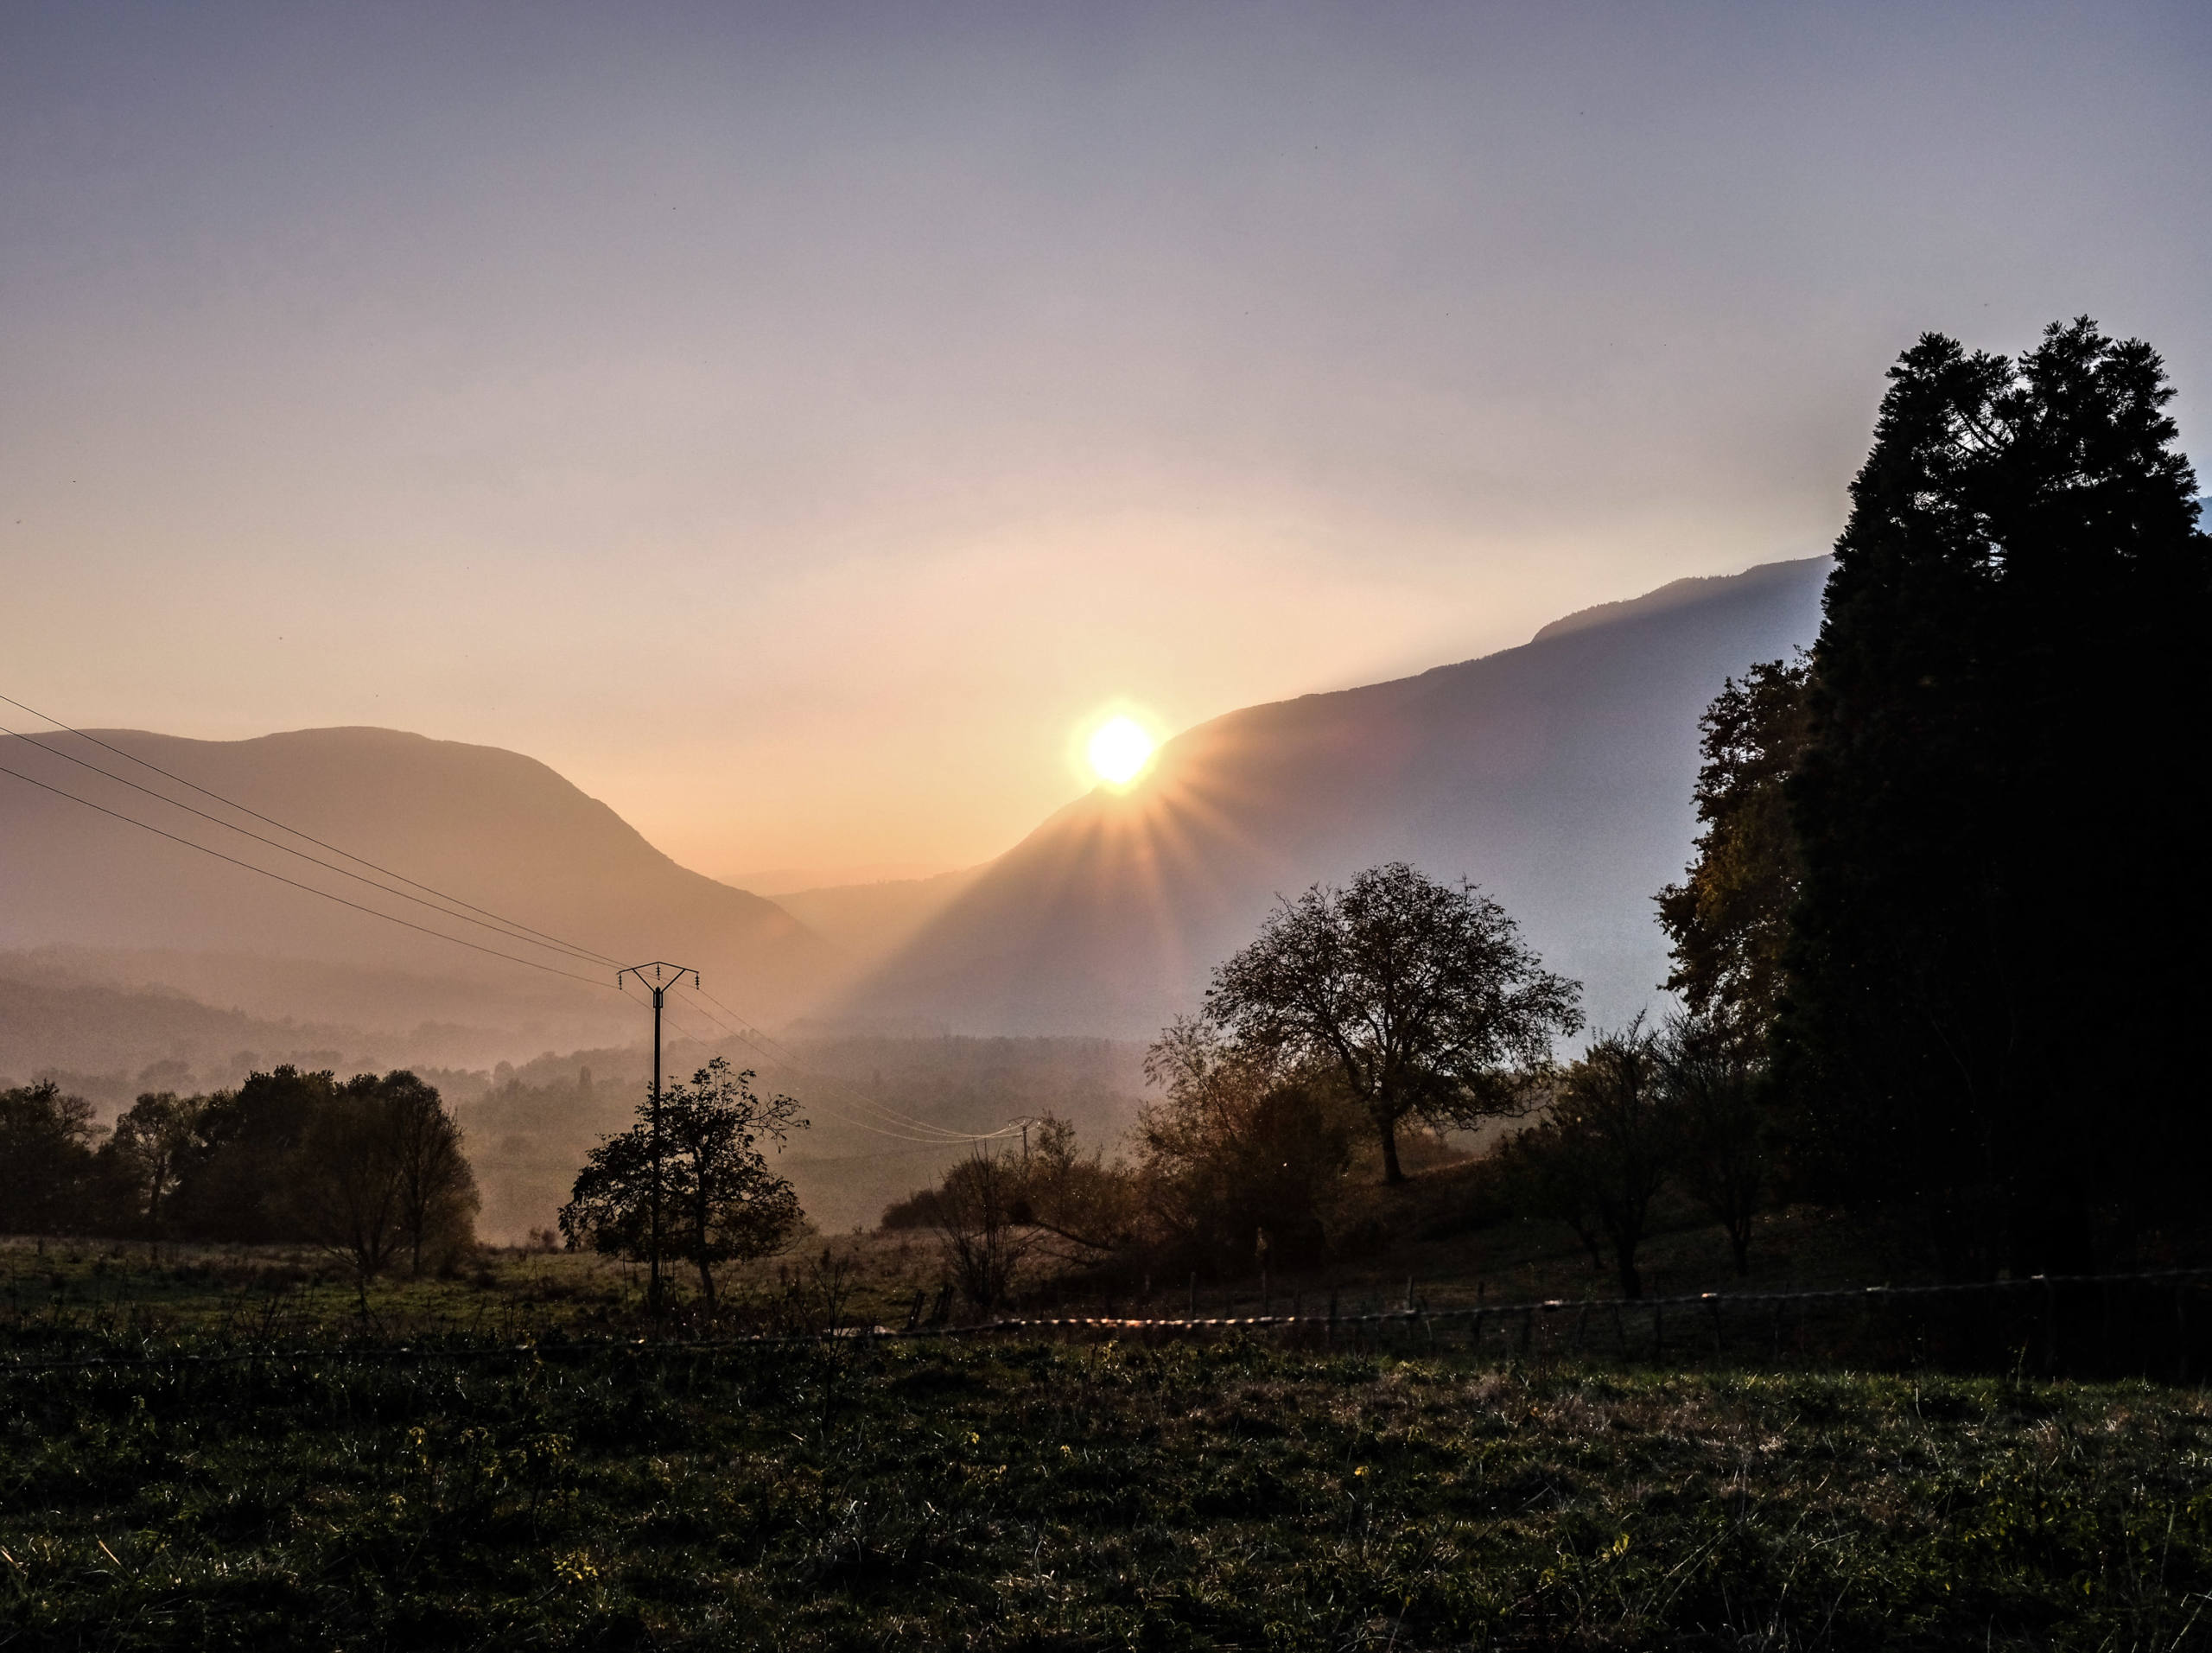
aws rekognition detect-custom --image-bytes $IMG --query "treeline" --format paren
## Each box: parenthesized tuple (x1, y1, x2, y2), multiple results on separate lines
(1662, 317, 2211, 1277)
(882, 905, 1767, 1307)
(0, 1066, 479, 1278)
(889, 316, 2212, 1302)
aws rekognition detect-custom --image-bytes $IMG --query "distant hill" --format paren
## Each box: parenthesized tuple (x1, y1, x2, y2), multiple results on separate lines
(0, 727, 835, 1036)
(0, 970, 365, 1110)
(832, 556, 1832, 1039)
(760, 867, 987, 966)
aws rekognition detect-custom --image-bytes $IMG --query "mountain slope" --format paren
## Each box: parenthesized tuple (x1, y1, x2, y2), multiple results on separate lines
(836, 556, 1832, 1039)
(762, 867, 988, 963)
(0, 727, 833, 1028)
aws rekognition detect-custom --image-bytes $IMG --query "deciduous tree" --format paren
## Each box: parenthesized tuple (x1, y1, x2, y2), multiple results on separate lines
(1662, 1018, 1768, 1276)
(561, 1058, 805, 1312)
(102, 1090, 210, 1256)
(1203, 862, 1581, 1184)
(1511, 1019, 1676, 1298)
(1135, 1018, 1357, 1269)
(0, 1081, 100, 1235)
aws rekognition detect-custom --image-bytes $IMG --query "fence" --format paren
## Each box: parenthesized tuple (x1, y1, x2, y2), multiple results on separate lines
(4, 1266, 2209, 1381)
(984, 1267, 2212, 1380)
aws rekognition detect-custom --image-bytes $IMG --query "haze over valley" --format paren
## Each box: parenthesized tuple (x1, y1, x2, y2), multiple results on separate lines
(8, 11, 2212, 1643)
(2, 556, 1829, 1233)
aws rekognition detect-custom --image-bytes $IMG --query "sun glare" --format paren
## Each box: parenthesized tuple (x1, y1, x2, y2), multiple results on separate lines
(1085, 715, 1156, 786)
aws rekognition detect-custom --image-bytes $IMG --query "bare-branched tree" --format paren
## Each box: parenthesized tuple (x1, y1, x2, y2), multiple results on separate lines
(1512, 1018, 1677, 1298)
(933, 1148, 1036, 1311)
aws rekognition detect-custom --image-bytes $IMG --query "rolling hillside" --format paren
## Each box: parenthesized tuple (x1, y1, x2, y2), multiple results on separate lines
(0, 727, 835, 1041)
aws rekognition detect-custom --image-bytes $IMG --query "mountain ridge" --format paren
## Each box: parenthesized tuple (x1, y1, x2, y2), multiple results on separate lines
(0, 724, 836, 1039)
(830, 554, 1834, 1039)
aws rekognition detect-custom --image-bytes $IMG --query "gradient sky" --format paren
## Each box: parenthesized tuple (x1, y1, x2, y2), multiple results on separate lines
(4, 2, 2206, 882)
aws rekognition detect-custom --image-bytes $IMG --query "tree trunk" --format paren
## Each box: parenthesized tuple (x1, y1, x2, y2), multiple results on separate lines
(692, 1168, 715, 1313)
(1730, 1228, 1750, 1276)
(1616, 1249, 1642, 1300)
(1378, 1116, 1406, 1185)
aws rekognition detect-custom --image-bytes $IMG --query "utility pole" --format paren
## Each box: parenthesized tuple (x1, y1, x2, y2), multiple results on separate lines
(618, 961, 697, 1314)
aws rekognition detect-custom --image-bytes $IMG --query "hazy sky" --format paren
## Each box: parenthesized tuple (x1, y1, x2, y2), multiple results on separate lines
(4, 3, 2206, 881)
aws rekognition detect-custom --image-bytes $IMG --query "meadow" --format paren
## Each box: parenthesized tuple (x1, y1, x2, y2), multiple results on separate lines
(6, 1243, 2212, 1650)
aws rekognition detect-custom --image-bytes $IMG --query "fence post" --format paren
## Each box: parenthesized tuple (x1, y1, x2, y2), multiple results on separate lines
(1573, 1300, 1589, 1353)
(1707, 1294, 1724, 1360)
(2038, 1276, 2055, 1376)
(1189, 1273, 1198, 1318)
(1650, 1301, 1663, 1363)
(1328, 1289, 1338, 1347)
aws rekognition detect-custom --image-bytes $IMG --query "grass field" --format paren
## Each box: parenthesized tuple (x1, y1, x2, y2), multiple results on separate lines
(5, 1326, 2211, 1650)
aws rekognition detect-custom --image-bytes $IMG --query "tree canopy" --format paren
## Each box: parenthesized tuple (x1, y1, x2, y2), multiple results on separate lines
(1202, 861, 1581, 1183)
(560, 1058, 806, 1311)
(1783, 317, 2210, 1273)
(1656, 658, 1808, 1052)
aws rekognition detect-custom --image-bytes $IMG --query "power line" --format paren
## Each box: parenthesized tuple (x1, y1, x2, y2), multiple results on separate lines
(0, 761, 615, 990)
(1, 757, 965, 1144)
(0, 690, 623, 969)
(0, 691, 1019, 1136)
(0, 717, 618, 970)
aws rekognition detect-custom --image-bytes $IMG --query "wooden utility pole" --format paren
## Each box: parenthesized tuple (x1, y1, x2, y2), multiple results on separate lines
(618, 960, 697, 1314)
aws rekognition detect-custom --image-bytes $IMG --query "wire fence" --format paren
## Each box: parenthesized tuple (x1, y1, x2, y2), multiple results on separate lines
(5, 1266, 2209, 1381)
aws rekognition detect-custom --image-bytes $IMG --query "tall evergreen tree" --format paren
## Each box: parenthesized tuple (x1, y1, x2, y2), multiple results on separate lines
(1784, 319, 2210, 1274)
(1656, 658, 1810, 1051)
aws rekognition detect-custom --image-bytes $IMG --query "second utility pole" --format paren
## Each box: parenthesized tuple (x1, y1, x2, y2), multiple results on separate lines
(619, 960, 697, 1315)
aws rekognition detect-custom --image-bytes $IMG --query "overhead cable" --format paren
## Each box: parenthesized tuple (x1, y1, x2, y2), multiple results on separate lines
(0, 717, 617, 970)
(0, 690, 623, 969)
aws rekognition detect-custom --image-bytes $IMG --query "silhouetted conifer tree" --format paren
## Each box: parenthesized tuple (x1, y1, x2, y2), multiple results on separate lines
(1784, 319, 2210, 1273)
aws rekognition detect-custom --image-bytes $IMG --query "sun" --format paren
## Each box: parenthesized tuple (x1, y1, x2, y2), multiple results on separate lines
(1085, 715, 1156, 786)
